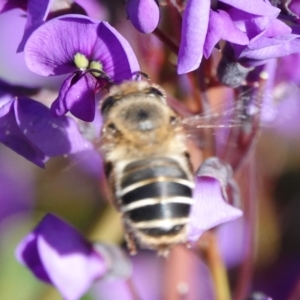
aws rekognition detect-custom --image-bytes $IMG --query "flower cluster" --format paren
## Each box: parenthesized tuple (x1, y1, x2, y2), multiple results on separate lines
(126, 0, 300, 80)
(0, 0, 299, 299)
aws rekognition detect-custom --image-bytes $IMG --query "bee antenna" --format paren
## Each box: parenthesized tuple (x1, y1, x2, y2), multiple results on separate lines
(134, 71, 151, 81)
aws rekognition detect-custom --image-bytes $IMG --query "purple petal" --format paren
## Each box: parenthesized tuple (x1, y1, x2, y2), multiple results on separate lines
(50, 73, 74, 116)
(24, 15, 98, 76)
(218, 10, 249, 44)
(126, 0, 160, 34)
(17, 0, 54, 52)
(204, 10, 248, 58)
(15, 97, 92, 155)
(204, 10, 223, 59)
(65, 74, 96, 122)
(0, 0, 27, 12)
(53, 73, 96, 122)
(16, 232, 52, 283)
(219, 0, 280, 18)
(16, 214, 107, 300)
(188, 177, 243, 242)
(38, 237, 104, 300)
(218, 218, 245, 268)
(226, 8, 272, 41)
(289, 0, 300, 18)
(263, 19, 292, 38)
(238, 34, 300, 60)
(94, 22, 140, 82)
(0, 98, 47, 167)
(177, 0, 210, 74)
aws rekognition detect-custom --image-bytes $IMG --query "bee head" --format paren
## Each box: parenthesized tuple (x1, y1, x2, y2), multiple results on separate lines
(100, 81, 166, 116)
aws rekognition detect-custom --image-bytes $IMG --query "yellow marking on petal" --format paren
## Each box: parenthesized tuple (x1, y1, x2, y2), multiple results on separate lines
(74, 53, 89, 69)
(89, 60, 103, 77)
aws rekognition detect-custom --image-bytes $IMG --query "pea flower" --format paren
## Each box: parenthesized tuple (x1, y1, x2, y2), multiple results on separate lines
(229, 18, 300, 67)
(188, 157, 242, 242)
(24, 14, 140, 122)
(16, 214, 132, 300)
(178, 0, 280, 74)
(0, 95, 92, 167)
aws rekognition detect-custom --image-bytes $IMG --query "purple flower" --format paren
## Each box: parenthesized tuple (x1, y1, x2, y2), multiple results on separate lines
(16, 214, 108, 300)
(0, 95, 92, 167)
(177, 0, 280, 74)
(126, 0, 160, 34)
(24, 15, 140, 122)
(232, 19, 300, 65)
(188, 157, 242, 242)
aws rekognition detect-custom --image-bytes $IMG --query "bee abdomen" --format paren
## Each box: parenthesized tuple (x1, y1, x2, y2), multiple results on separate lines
(118, 157, 194, 237)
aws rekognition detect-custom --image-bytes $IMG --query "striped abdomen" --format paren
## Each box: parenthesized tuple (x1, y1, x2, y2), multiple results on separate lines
(117, 157, 194, 240)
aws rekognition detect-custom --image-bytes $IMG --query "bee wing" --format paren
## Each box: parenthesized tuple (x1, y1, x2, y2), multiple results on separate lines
(181, 90, 266, 151)
(182, 106, 244, 129)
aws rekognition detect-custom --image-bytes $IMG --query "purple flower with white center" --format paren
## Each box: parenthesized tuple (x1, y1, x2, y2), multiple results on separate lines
(24, 14, 140, 122)
(0, 95, 92, 167)
(188, 157, 242, 242)
(178, 0, 280, 74)
(16, 214, 108, 300)
(126, 0, 160, 34)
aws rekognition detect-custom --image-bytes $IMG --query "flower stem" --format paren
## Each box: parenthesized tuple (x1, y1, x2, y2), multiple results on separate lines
(233, 156, 257, 300)
(153, 28, 179, 54)
(202, 231, 231, 300)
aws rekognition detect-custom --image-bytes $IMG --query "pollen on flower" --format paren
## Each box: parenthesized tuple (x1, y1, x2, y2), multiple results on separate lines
(74, 53, 89, 70)
(89, 60, 103, 77)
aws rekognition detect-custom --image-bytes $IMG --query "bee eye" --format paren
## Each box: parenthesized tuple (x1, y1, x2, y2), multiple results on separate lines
(148, 87, 164, 97)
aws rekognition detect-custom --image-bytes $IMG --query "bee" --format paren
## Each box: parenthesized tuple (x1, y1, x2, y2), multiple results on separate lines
(99, 77, 263, 255)
(100, 80, 195, 255)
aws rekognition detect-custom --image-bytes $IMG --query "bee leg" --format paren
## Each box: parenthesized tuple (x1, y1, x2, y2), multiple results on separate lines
(124, 232, 137, 255)
(123, 218, 138, 255)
